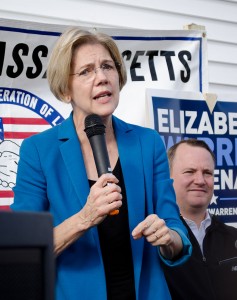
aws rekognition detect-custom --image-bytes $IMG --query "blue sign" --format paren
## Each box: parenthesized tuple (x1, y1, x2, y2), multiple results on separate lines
(152, 96, 237, 224)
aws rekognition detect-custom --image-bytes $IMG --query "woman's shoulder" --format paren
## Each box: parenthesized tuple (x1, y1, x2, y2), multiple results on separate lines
(22, 124, 58, 146)
(21, 115, 72, 146)
(113, 115, 159, 136)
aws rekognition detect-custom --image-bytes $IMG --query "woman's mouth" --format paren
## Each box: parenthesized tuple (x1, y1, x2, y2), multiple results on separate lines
(93, 92, 112, 100)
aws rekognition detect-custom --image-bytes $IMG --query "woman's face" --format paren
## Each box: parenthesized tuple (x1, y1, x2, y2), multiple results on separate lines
(67, 43, 120, 121)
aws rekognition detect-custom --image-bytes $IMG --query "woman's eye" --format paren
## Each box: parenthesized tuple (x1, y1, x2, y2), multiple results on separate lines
(80, 68, 92, 76)
(102, 63, 113, 70)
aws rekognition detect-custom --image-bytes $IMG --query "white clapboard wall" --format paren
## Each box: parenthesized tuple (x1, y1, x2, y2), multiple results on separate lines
(1, 0, 237, 97)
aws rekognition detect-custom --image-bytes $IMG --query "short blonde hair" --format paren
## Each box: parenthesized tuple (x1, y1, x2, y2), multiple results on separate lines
(47, 27, 127, 102)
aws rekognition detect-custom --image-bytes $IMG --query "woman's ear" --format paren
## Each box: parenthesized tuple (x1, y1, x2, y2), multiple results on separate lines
(64, 95, 71, 103)
(62, 90, 72, 103)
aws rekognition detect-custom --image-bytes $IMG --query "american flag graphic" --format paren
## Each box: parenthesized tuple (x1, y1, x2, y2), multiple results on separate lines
(1, 117, 50, 139)
(0, 116, 51, 210)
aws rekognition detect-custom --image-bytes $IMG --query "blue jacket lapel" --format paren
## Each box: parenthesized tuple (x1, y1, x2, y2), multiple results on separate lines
(57, 114, 101, 249)
(113, 116, 145, 289)
(58, 114, 90, 210)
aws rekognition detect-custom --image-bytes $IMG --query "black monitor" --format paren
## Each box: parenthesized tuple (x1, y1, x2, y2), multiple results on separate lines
(0, 211, 55, 300)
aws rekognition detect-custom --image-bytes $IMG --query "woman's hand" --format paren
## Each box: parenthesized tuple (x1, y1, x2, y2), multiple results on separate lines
(79, 173, 122, 227)
(132, 214, 183, 260)
(54, 173, 122, 256)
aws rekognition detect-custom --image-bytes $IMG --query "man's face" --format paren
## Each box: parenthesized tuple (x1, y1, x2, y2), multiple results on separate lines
(170, 144, 214, 215)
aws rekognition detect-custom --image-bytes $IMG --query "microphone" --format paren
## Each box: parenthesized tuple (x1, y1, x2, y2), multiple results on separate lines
(84, 114, 119, 216)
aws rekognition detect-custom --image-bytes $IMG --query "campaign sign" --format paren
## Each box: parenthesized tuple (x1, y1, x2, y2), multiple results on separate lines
(0, 18, 207, 207)
(146, 89, 237, 225)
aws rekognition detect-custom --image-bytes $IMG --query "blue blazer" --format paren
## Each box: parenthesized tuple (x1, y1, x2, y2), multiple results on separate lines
(12, 113, 191, 300)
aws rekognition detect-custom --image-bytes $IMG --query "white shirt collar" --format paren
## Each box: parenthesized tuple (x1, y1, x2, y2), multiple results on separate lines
(184, 211, 211, 253)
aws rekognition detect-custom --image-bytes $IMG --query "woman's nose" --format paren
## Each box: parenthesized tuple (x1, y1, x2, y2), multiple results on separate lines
(94, 67, 108, 83)
(94, 67, 107, 80)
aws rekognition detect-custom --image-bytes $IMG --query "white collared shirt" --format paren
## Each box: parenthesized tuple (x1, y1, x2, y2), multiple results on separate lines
(184, 211, 211, 253)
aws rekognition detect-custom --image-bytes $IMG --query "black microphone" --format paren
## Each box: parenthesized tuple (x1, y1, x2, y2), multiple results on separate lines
(84, 114, 119, 215)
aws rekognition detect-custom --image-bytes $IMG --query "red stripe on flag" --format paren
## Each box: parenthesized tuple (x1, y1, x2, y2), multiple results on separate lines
(0, 191, 14, 198)
(2, 117, 48, 125)
(0, 206, 11, 211)
(4, 132, 38, 139)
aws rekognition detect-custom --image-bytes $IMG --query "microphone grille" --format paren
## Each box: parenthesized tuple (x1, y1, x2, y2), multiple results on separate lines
(84, 114, 105, 138)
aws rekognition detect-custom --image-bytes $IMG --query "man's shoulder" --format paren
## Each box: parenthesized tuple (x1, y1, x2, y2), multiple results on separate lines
(211, 215, 237, 237)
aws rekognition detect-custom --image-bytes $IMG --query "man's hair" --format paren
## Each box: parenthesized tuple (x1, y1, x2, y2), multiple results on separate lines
(168, 139, 216, 171)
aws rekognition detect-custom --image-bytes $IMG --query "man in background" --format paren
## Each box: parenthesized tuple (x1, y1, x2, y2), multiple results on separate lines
(163, 138, 237, 300)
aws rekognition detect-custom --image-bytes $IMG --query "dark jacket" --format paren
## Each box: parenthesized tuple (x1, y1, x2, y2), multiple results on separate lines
(162, 215, 237, 300)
